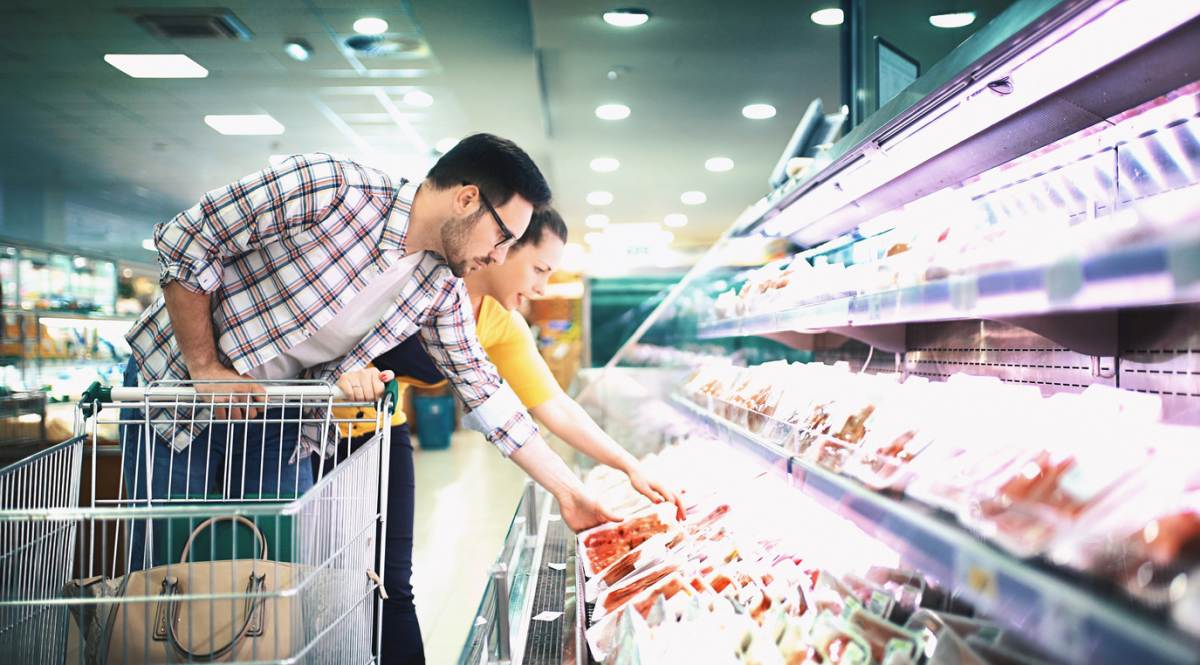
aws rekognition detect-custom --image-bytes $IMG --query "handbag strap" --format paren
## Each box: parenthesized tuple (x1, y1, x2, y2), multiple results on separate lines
(179, 515, 269, 564)
(161, 572, 267, 661)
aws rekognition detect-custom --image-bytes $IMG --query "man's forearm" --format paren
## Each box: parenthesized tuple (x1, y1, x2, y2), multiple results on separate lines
(509, 434, 587, 505)
(533, 396, 638, 472)
(162, 281, 220, 375)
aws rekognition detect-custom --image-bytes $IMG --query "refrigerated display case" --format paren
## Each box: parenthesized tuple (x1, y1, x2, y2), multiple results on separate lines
(459, 1, 1200, 663)
(0, 241, 151, 445)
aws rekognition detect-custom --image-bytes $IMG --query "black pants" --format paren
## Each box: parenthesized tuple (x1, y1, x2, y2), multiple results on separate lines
(316, 424, 424, 665)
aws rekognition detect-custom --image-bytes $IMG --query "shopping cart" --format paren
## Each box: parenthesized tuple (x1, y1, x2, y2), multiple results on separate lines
(0, 378, 397, 664)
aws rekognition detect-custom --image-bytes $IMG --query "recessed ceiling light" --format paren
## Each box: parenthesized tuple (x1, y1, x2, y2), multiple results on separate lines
(810, 8, 844, 26)
(680, 191, 707, 205)
(586, 214, 610, 228)
(587, 191, 614, 206)
(142, 239, 156, 252)
(590, 157, 620, 173)
(705, 157, 734, 172)
(595, 103, 631, 120)
(353, 17, 389, 35)
(283, 39, 312, 62)
(103, 54, 208, 78)
(204, 114, 285, 136)
(435, 137, 459, 153)
(403, 90, 434, 107)
(121, 268, 133, 278)
(602, 8, 650, 28)
(72, 256, 87, 268)
(742, 103, 776, 120)
(664, 213, 688, 228)
(929, 11, 976, 28)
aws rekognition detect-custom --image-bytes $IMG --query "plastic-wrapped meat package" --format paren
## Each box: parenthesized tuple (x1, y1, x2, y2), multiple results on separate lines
(587, 570, 695, 660)
(805, 374, 905, 473)
(726, 361, 789, 432)
(686, 362, 744, 408)
(962, 392, 1153, 558)
(905, 377, 1044, 514)
(585, 528, 684, 602)
(1050, 426, 1200, 612)
(579, 503, 679, 577)
(809, 610, 872, 665)
(845, 607, 921, 663)
(789, 366, 860, 456)
(844, 380, 945, 491)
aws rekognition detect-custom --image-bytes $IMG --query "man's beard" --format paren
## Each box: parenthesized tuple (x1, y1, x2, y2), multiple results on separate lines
(441, 208, 486, 278)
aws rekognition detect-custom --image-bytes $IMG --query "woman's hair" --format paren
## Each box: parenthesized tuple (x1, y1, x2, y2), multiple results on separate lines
(514, 206, 568, 250)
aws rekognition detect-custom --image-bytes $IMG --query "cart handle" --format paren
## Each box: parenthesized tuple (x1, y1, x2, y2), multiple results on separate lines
(81, 379, 400, 417)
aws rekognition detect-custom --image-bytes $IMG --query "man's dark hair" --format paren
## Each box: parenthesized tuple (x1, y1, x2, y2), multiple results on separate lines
(514, 207, 568, 250)
(426, 133, 552, 209)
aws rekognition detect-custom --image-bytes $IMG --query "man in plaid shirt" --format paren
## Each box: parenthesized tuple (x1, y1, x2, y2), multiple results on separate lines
(121, 135, 619, 567)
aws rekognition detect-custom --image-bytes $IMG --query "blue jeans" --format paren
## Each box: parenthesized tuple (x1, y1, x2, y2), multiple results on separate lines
(120, 360, 314, 570)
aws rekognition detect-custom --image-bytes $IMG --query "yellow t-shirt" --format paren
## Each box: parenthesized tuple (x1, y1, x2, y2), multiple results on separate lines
(335, 295, 563, 438)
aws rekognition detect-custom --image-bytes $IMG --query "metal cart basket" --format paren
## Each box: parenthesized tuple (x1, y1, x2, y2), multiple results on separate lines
(0, 378, 397, 664)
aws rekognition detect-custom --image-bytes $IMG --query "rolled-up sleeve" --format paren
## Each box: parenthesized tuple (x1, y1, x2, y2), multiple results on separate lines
(156, 153, 345, 293)
(420, 279, 539, 455)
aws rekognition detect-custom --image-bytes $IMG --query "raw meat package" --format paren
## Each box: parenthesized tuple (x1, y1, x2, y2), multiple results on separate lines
(1050, 426, 1200, 610)
(803, 373, 906, 473)
(844, 379, 945, 491)
(960, 392, 1153, 558)
(585, 528, 684, 602)
(905, 376, 1044, 515)
(579, 503, 679, 578)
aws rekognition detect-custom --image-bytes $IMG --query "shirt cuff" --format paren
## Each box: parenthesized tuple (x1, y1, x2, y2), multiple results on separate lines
(158, 260, 222, 293)
(462, 383, 538, 456)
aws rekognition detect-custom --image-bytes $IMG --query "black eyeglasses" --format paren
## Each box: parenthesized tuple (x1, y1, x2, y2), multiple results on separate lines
(466, 183, 517, 250)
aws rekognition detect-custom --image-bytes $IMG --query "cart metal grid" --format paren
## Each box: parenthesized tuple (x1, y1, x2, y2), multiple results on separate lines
(0, 379, 396, 664)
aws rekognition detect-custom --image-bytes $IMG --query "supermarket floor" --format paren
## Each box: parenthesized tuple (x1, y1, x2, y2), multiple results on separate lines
(410, 428, 529, 663)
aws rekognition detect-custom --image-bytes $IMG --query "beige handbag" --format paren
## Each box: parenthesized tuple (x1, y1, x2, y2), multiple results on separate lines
(66, 515, 299, 664)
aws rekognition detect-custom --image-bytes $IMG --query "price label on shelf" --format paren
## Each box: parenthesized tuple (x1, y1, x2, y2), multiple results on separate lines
(953, 549, 998, 611)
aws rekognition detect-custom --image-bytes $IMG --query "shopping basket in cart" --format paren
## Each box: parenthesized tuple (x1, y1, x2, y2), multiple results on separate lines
(0, 378, 398, 664)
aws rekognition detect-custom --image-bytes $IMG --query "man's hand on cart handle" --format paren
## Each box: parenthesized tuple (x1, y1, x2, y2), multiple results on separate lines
(189, 364, 267, 420)
(336, 368, 395, 403)
(560, 490, 623, 533)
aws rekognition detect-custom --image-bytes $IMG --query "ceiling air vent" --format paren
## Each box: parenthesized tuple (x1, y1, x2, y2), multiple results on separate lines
(134, 9, 253, 40)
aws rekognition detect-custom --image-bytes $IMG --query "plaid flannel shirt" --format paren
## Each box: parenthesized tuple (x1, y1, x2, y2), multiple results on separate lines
(125, 153, 538, 457)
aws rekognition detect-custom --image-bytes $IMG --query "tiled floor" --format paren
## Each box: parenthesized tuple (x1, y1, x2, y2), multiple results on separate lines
(410, 429, 528, 664)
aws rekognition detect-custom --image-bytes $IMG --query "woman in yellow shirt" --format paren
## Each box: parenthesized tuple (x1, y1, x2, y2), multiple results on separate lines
(330, 208, 681, 665)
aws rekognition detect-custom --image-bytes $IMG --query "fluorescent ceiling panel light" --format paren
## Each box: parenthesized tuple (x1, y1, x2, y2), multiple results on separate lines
(680, 190, 707, 205)
(663, 213, 688, 228)
(705, 157, 734, 172)
(742, 103, 777, 119)
(929, 12, 976, 28)
(587, 191, 614, 206)
(603, 8, 650, 27)
(585, 214, 610, 228)
(810, 8, 844, 26)
(104, 54, 207, 78)
(590, 157, 620, 172)
(595, 103, 631, 120)
(403, 90, 433, 107)
(204, 114, 285, 135)
(354, 17, 389, 35)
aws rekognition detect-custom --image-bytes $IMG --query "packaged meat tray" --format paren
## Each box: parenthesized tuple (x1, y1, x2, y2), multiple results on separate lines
(579, 502, 679, 578)
(961, 392, 1153, 558)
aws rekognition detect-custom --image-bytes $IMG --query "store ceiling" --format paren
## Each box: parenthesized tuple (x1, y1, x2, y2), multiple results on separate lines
(0, 0, 1000, 259)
